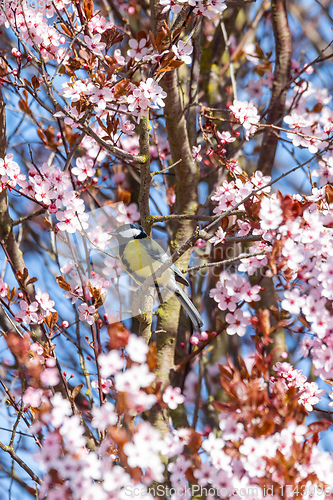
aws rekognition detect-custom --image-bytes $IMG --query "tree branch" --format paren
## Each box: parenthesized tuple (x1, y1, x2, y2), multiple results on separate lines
(138, 111, 154, 342)
(257, 0, 292, 175)
(0, 441, 41, 485)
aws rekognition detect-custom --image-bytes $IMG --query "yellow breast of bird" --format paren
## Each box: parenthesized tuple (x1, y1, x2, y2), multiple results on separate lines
(121, 239, 173, 286)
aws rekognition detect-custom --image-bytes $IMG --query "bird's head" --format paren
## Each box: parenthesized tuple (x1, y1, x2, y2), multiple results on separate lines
(111, 223, 147, 243)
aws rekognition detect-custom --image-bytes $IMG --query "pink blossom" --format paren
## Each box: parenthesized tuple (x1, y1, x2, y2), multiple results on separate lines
(298, 382, 325, 412)
(238, 248, 268, 275)
(127, 390, 157, 413)
(56, 206, 89, 234)
(113, 48, 126, 66)
(160, 0, 183, 14)
(246, 79, 264, 99)
(250, 170, 271, 193)
(84, 34, 106, 55)
(78, 302, 96, 325)
(36, 288, 55, 313)
(91, 378, 112, 394)
(113, 171, 126, 185)
(209, 227, 226, 246)
(193, 462, 216, 486)
(226, 309, 251, 336)
(115, 364, 155, 393)
(219, 415, 244, 441)
(127, 38, 148, 61)
(87, 227, 111, 250)
(168, 455, 192, 482)
(281, 288, 305, 315)
(103, 466, 130, 492)
(22, 387, 44, 408)
(195, 238, 207, 248)
(162, 386, 185, 410)
(116, 201, 140, 224)
(98, 350, 125, 378)
(272, 362, 324, 411)
(41, 367, 60, 386)
(123, 422, 163, 471)
(202, 432, 225, 455)
(15, 300, 41, 325)
(0, 278, 8, 298)
(88, 13, 114, 34)
(259, 196, 283, 231)
(192, 145, 202, 162)
(0, 154, 23, 187)
(120, 120, 135, 135)
(126, 334, 148, 363)
(91, 402, 117, 431)
(59, 414, 86, 448)
(217, 130, 236, 145)
(172, 40, 193, 65)
(229, 100, 260, 139)
(72, 156, 95, 182)
(139, 78, 167, 108)
(50, 393, 72, 428)
(210, 286, 238, 312)
(190, 330, 209, 345)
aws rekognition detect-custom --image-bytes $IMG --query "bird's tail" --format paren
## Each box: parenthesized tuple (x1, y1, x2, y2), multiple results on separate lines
(174, 285, 204, 331)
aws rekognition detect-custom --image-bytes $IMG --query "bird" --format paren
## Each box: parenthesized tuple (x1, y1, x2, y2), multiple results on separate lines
(110, 223, 204, 330)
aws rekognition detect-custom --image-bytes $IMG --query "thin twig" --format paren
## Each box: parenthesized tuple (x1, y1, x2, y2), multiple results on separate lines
(220, 20, 237, 100)
(151, 159, 182, 177)
(192, 353, 203, 430)
(11, 208, 46, 227)
(0, 441, 42, 485)
(185, 250, 266, 273)
(148, 211, 245, 223)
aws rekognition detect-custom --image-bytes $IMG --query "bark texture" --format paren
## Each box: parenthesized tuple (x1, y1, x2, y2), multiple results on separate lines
(258, 0, 292, 175)
(150, 2, 200, 433)
(0, 90, 43, 340)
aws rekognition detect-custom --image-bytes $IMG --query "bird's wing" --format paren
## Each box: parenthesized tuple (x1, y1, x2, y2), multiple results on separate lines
(171, 263, 190, 287)
(174, 283, 203, 330)
(140, 238, 190, 286)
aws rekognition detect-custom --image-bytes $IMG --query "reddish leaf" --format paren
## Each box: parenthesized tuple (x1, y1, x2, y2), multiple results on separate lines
(56, 276, 71, 292)
(114, 79, 131, 99)
(307, 420, 332, 436)
(71, 384, 84, 401)
(187, 430, 202, 453)
(83, 0, 94, 20)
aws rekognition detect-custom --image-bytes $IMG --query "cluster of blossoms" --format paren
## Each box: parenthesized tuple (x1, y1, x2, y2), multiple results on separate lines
(229, 100, 261, 139)
(1, 0, 172, 150)
(127, 37, 193, 66)
(210, 272, 262, 336)
(0, 0, 71, 60)
(258, 186, 333, 380)
(208, 153, 333, 385)
(271, 362, 325, 412)
(60, 75, 167, 125)
(0, 154, 91, 233)
(211, 169, 271, 214)
(15, 288, 56, 326)
(7, 327, 331, 500)
(127, 78, 167, 119)
(160, 0, 227, 18)
(0, 154, 141, 235)
(18, 333, 186, 499)
(284, 84, 333, 154)
(5, 332, 60, 393)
